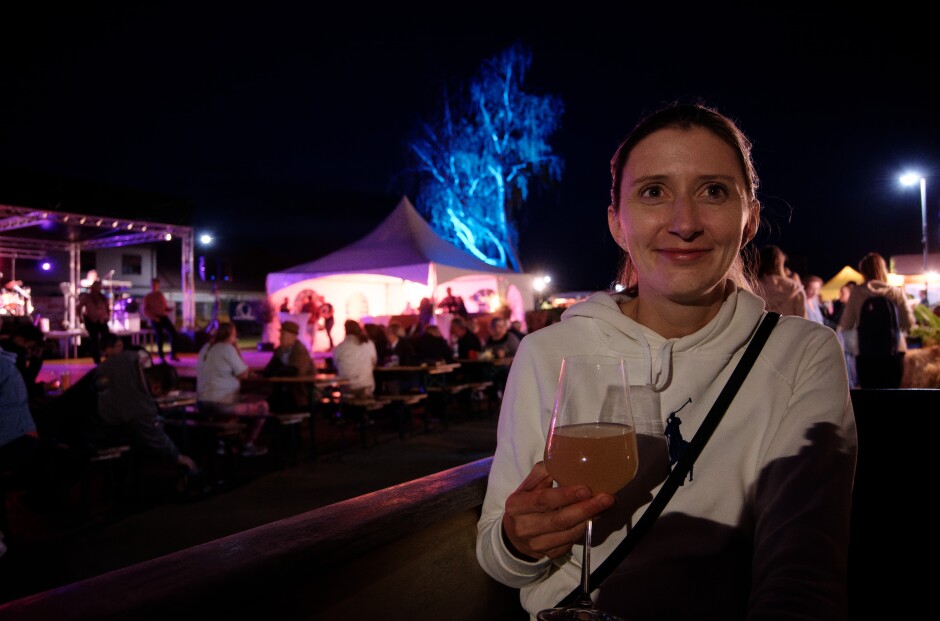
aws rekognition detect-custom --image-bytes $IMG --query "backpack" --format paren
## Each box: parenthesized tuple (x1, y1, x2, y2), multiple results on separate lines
(857, 295, 902, 357)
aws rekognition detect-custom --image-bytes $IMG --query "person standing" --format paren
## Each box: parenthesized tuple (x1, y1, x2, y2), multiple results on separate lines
(828, 282, 858, 387)
(299, 294, 319, 349)
(319, 300, 335, 350)
(78, 278, 111, 364)
(143, 278, 179, 363)
(756, 244, 807, 317)
(803, 274, 835, 329)
(476, 102, 856, 619)
(838, 252, 915, 389)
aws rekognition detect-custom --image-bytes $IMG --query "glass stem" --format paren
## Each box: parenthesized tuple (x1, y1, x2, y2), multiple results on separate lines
(576, 518, 594, 609)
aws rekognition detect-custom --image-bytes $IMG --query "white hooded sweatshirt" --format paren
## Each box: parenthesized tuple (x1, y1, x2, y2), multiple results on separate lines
(476, 286, 857, 621)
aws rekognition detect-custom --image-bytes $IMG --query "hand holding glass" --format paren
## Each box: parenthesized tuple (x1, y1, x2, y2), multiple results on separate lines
(538, 355, 637, 621)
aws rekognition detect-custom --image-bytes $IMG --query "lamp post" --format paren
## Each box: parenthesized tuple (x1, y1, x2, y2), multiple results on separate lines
(900, 173, 928, 304)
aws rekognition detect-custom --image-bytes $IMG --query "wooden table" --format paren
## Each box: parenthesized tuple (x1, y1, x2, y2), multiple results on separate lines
(155, 390, 198, 411)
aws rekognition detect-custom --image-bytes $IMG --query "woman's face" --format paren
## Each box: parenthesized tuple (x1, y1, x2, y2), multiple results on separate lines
(608, 126, 758, 307)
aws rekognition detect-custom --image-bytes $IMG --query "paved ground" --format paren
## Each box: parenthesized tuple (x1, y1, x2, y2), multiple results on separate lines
(1, 351, 501, 606)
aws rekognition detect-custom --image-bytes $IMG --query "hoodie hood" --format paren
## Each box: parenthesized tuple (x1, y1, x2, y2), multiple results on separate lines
(560, 285, 766, 392)
(864, 279, 895, 296)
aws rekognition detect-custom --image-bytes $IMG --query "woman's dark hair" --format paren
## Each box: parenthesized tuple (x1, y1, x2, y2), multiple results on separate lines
(609, 101, 761, 294)
(344, 319, 369, 344)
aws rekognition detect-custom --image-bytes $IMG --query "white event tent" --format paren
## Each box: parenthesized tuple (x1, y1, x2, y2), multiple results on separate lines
(265, 196, 536, 351)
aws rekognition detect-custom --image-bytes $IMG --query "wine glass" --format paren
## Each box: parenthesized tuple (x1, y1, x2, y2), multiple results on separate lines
(538, 355, 638, 621)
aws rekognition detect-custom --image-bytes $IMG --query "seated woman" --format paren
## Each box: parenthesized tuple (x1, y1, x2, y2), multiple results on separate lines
(196, 322, 269, 457)
(333, 319, 378, 398)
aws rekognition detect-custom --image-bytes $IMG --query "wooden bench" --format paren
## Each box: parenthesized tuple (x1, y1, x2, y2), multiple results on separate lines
(377, 392, 429, 438)
(272, 412, 311, 467)
(340, 396, 392, 448)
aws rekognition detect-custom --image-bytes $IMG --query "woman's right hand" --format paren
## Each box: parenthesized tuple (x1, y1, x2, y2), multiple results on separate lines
(501, 462, 615, 561)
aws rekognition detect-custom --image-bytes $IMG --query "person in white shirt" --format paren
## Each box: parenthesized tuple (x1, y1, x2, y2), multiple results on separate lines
(333, 319, 378, 397)
(197, 322, 269, 456)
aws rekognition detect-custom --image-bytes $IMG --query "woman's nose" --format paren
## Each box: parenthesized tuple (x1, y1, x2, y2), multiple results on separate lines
(668, 195, 702, 241)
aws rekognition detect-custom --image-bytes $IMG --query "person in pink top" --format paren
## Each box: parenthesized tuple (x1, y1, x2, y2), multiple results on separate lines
(143, 277, 180, 362)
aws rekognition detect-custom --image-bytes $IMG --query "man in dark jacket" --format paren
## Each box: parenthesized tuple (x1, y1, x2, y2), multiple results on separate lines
(449, 317, 482, 359)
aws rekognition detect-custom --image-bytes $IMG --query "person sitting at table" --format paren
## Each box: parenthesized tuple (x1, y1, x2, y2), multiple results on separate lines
(197, 322, 269, 457)
(94, 344, 198, 493)
(484, 316, 520, 359)
(262, 320, 315, 412)
(0, 344, 43, 550)
(413, 324, 454, 364)
(364, 323, 393, 366)
(0, 322, 48, 409)
(386, 321, 417, 365)
(101, 333, 124, 360)
(449, 316, 483, 359)
(333, 319, 378, 398)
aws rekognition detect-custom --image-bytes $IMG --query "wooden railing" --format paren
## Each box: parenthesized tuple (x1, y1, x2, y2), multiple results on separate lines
(1, 388, 935, 621)
(0, 457, 525, 621)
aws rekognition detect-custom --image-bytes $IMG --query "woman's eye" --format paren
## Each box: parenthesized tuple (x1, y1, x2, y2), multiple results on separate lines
(703, 184, 728, 200)
(639, 185, 664, 199)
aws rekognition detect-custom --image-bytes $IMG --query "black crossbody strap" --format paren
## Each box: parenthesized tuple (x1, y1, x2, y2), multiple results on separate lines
(557, 311, 780, 607)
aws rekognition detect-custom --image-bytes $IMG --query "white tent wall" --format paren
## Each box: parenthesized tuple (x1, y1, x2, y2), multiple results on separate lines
(267, 271, 532, 351)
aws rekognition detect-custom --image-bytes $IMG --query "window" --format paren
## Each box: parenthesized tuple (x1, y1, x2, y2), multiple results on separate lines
(122, 253, 142, 275)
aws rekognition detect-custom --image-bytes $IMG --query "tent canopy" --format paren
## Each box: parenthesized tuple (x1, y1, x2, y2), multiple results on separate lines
(820, 266, 864, 302)
(265, 197, 535, 349)
(267, 196, 526, 292)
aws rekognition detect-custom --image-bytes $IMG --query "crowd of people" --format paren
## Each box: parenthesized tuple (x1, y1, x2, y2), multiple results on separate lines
(323, 311, 525, 401)
(752, 244, 922, 390)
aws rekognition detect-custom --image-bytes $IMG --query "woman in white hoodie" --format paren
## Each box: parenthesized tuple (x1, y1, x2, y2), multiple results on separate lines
(476, 103, 857, 621)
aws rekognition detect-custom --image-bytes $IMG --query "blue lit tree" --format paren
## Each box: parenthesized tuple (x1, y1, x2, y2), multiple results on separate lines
(406, 43, 563, 271)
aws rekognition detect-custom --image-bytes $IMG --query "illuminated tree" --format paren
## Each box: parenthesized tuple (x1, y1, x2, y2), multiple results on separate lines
(406, 43, 563, 271)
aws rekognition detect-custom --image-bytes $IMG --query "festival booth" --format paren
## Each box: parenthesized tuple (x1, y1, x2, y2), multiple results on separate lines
(888, 252, 940, 304)
(265, 197, 536, 351)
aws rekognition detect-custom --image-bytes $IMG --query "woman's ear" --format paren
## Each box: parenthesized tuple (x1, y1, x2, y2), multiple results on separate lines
(742, 200, 760, 247)
(608, 205, 627, 249)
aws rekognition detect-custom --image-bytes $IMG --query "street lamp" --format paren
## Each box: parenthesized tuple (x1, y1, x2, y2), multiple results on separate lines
(900, 172, 928, 303)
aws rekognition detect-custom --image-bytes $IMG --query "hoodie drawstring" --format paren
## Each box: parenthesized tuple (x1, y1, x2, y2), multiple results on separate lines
(635, 332, 676, 391)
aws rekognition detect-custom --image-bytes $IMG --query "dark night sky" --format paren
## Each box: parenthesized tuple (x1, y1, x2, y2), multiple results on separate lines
(1, 3, 938, 292)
